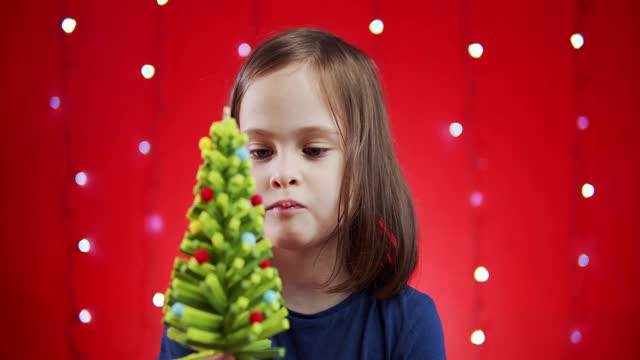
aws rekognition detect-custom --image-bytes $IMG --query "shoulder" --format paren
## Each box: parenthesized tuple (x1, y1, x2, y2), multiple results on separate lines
(374, 285, 439, 324)
(378, 286, 446, 359)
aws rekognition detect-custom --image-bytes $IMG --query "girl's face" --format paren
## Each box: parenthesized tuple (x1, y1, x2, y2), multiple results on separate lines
(239, 63, 345, 251)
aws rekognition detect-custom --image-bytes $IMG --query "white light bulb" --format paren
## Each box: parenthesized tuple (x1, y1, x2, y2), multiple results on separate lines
(157, 0, 169, 5)
(238, 43, 252, 57)
(153, 293, 165, 307)
(578, 253, 590, 267)
(570, 329, 582, 344)
(50, 96, 61, 109)
(139, 141, 151, 155)
(78, 238, 91, 253)
(581, 183, 595, 198)
(577, 116, 589, 130)
(470, 191, 484, 208)
(79, 309, 92, 323)
(471, 329, 485, 345)
(474, 266, 489, 282)
(75, 172, 88, 186)
(61, 18, 77, 34)
(449, 122, 463, 137)
(570, 33, 584, 49)
(141, 64, 156, 79)
(369, 19, 384, 35)
(146, 214, 164, 234)
(468, 43, 484, 58)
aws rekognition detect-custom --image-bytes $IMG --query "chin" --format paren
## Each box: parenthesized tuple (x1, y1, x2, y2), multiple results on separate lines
(265, 225, 315, 251)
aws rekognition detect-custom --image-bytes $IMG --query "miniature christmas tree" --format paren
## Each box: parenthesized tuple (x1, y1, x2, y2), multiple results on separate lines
(162, 111, 289, 360)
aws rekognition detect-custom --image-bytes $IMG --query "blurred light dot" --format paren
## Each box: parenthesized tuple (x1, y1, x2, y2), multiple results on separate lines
(468, 43, 484, 58)
(581, 183, 595, 198)
(79, 309, 92, 323)
(78, 238, 91, 253)
(578, 253, 590, 267)
(147, 214, 163, 234)
(157, 0, 169, 5)
(471, 329, 485, 345)
(153, 293, 165, 307)
(449, 122, 463, 137)
(141, 64, 155, 79)
(570, 33, 584, 49)
(61, 18, 77, 34)
(75, 172, 88, 186)
(139, 141, 151, 155)
(369, 19, 384, 35)
(238, 43, 252, 57)
(570, 330, 582, 344)
(577, 116, 589, 130)
(474, 266, 489, 282)
(50, 96, 61, 109)
(470, 191, 484, 207)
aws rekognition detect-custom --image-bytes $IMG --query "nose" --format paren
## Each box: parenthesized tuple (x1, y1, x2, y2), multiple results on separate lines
(270, 153, 299, 189)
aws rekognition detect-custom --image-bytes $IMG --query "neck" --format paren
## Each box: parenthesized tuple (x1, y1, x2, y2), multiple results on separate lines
(272, 239, 351, 315)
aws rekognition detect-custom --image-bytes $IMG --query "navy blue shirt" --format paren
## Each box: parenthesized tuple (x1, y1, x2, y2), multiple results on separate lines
(158, 286, 445, 359)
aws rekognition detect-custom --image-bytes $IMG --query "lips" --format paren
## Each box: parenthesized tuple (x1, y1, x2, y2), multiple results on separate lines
(266, 199, 305, 211)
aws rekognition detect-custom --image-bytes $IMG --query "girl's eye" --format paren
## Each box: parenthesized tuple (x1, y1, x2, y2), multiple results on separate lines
(249, 149, 273, 159)
(303, 147, 327, 157)
(249, 147, 328, 160)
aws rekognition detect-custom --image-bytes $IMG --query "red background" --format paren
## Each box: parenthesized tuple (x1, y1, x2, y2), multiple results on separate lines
(1, 0, 639, 359)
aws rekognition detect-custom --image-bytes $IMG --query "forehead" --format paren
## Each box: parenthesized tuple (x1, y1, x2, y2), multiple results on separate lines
(238, 63, 340, 139)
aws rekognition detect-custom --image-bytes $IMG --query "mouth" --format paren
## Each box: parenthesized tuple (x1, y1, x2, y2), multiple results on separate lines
(266, 199, 305, 211)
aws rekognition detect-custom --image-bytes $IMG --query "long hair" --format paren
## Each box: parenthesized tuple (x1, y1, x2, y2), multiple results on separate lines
(229, 28, 417, 299)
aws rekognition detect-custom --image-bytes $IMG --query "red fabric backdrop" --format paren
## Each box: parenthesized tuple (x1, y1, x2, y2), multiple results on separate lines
(1, 0, 638, 359)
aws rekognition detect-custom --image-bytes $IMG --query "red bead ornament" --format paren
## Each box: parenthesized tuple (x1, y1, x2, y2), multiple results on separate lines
(259, 260, 270, 269)
(194, 249, 209, 264)
(249, 311, 264, 324)
(250, 194, 262, 206)
(200, 187, 214, 202)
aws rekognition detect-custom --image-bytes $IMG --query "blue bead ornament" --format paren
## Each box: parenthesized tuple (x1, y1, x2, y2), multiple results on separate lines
(263, 290, 277, 304)
(241, 232, 256, 246)
(235, 147, 249, 161)
(172, 302, 185, 318)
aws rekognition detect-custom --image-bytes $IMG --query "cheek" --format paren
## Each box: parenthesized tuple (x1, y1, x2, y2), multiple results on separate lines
(250, 167, 268, 190)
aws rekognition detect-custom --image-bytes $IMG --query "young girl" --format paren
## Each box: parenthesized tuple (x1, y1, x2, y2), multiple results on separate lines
(159, 27, 445, 360)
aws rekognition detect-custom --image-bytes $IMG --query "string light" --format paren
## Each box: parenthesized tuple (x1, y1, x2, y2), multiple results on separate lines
(581, 183, 595, 198)
(78, 238, 91, 253)
(470, 329, 486, 345)
(238, 43, 252, 57)
(570, 33, 584, 49)
(570, 329, 582, 344)
(61, 18, 77, 34)
(146, 214, 163, 234)
(468, 43, 484, 58)
(449, 122, 463, 137)
(141, 64, 156, 79)
(139, 140, 151, 155)
(75, 172, 88, 186)
(50, 96, 61, 109)
(369, 19, 384, 35)
(79, 309, 92, 324)
(577, 115, 589, 130)
(474, 266, 489, 282)
(578, 253, 590, 267)
(153, 293, 165, 307)
(470, 191, 484, 207)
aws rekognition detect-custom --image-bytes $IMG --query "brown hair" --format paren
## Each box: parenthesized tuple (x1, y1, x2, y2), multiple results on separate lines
(229, 28, 417, 299)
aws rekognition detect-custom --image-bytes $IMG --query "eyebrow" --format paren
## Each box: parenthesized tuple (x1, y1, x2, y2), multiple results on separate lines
(244, 126, 339, 139)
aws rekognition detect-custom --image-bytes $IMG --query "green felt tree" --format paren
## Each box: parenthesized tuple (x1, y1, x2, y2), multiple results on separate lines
(162, 114, 289, 360)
